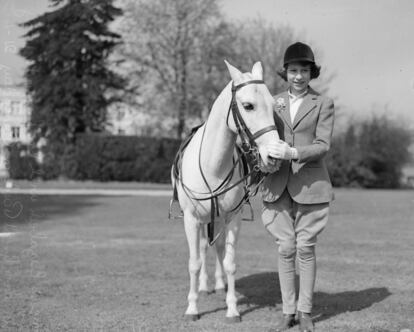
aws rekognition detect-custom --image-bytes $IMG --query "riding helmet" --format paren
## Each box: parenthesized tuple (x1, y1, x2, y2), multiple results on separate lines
(283, 42, 315, 67)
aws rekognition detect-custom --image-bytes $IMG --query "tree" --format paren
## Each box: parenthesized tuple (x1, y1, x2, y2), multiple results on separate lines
(327, 124, 376, 187)
(224, 19, 296, 94)
(116, 0, 229, 138)
(358, 116, 412, 188)
(327, 115, 412, 188)
(19, 0, 125, 174)
(116, 0, 301, 138)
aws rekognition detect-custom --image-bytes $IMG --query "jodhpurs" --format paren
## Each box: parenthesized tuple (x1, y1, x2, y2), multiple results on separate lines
(262, 190, 329, 314)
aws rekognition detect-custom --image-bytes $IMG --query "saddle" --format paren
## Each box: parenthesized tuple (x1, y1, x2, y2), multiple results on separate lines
(169, 124, 261, 244)
(169, 79, 279, 246)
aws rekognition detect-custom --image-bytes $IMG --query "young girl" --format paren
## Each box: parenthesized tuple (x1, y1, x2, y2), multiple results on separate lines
(261, 42, 335, 332)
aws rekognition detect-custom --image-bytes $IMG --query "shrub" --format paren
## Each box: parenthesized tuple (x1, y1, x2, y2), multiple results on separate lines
(327, 116, 412, 188)
(6, 142, 39, 180)
(6, 135, 182, 183)
(67, 134, 181, 183)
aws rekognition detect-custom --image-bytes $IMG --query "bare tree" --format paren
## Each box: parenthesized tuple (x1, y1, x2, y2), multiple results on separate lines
(225, 19, 296, 94)
(117, 0, 228, 138)
(115, 1, 333, 138)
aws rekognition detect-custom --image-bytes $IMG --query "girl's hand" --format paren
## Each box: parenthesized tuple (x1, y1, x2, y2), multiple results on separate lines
(267, 140, 295, 160)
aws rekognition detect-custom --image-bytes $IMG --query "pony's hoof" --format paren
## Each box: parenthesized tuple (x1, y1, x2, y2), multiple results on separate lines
(198, 290, 209, 297)
(184, 314, 200, 321)
(225, 315, 241, 323)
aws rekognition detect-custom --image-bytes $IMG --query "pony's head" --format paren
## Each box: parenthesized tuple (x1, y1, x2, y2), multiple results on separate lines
(224, 60, 280, 173)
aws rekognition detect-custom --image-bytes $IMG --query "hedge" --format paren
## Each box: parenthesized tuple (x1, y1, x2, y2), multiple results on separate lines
(66, 134, 181, 182)
(8, 115, 411, 187)
(5, 142, 39, 180)
(6, 135, 182, 183)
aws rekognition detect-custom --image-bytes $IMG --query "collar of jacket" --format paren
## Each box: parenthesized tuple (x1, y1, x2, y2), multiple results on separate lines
(276, 86, 320, 130)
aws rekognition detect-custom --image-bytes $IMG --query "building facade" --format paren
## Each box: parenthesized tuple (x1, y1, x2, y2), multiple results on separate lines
(0, 86, 159, 177)
(0, 85, 30, 177)
(106, 101, 177, 137)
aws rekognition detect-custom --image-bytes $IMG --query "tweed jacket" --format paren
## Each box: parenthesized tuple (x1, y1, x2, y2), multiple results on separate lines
(261, 87, 335, 204)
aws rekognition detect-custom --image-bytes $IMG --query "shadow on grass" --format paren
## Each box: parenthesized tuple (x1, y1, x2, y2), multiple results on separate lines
(199, 305, 229, 318)
(236, 272, 391, 321)
(312, 286, 391, 323)
(0, 194, 102, 227)
(236, 272, 280, 315)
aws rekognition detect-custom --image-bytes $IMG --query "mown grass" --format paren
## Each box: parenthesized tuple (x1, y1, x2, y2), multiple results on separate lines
(0, 179, 171, 191)
(1, 189, 413, 331)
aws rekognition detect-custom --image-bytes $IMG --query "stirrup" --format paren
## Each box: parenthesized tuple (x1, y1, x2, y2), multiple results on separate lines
(241, 200, 254, 222)
(208, 230, 222, 246)
(168, 199, 183, 220)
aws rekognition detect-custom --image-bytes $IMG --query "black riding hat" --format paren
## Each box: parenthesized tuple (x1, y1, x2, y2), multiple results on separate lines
(283, 42, 315, 67)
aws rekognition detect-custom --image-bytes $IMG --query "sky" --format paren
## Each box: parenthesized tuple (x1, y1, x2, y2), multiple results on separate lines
(0, 0, 50, 85)
(220, 0, 414, 124)
(1, 0, 414, 124)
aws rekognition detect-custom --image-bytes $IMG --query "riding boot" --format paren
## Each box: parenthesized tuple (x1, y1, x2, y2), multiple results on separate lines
(269, 314, 296, 332)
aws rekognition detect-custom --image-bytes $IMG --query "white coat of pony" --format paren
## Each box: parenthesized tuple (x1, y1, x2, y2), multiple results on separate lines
(173, 61, 280, 322)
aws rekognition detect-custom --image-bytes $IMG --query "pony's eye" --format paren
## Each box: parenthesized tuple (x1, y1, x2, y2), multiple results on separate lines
(242, 103, 254, 111)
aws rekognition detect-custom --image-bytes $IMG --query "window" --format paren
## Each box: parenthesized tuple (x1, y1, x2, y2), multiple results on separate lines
(11, 126, 20, 139)
(11, 101, 20, 114)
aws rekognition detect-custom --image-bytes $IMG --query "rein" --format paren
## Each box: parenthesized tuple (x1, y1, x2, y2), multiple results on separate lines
(171, 79, 278, 245)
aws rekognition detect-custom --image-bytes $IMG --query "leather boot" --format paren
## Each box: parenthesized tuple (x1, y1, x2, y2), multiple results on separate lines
(298, 311, 314, 332)
(269, 314, 296, 332)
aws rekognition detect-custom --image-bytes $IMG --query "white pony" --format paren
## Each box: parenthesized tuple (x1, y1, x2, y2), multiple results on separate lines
(171, 61, 280, 322)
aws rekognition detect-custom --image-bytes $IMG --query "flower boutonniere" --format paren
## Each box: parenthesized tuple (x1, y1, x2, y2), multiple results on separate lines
(276, 97, 286, 112)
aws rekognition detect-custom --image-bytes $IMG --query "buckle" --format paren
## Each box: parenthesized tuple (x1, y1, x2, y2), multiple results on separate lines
(240, 142, 251, 153)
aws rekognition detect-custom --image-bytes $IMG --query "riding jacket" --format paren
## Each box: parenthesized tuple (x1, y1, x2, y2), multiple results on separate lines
(261, 87, 335, 204)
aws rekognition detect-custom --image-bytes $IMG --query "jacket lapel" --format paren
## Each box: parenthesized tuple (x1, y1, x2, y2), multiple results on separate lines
(275, 92, 293, 129)
(292, 89, 319, 129)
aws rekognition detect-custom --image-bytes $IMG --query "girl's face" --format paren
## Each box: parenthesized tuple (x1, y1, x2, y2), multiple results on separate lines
(286, 62, 311, 95)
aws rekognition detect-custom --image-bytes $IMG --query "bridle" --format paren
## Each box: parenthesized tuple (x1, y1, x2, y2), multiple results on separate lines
(226, 79, 278, 166)
(171, 79, 278, 245)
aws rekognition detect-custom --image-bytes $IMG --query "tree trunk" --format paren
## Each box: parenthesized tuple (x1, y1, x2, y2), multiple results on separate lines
(177, 48, 187, 139)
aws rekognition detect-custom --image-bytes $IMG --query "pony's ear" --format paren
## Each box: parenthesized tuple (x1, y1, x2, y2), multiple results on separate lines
(251, 61, 263, 80)
(224, 60, 242, 84)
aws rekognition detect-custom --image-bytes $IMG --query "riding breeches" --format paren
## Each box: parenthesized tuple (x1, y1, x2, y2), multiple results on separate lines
(261, 189, 329, 314)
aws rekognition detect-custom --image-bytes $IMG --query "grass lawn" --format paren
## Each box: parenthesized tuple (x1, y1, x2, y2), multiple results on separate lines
(1, 189, 413, 331)
(0, 179, 171, 191)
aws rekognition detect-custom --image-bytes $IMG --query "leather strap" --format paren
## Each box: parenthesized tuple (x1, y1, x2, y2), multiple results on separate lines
(252, 125, 278, 140)
(232, 80, 264, 91)
(172, 79, 274, 246)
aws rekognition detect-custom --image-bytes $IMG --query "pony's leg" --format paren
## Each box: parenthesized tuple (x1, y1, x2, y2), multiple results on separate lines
(198, 226, 209, 295)
(214, 231, 226, 294)
(223, 215, 242, 322)
(184, 214, 202, 320)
